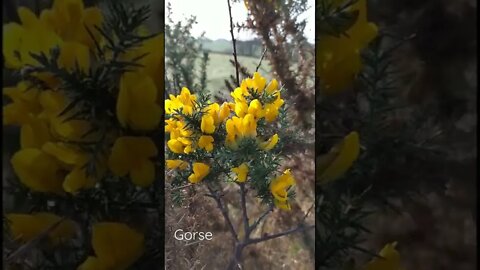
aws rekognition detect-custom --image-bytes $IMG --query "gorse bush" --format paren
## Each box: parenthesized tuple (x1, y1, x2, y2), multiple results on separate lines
(3, 0, 164, 268)
(166, 72, 293, 209)
(165, 71, 314, 269)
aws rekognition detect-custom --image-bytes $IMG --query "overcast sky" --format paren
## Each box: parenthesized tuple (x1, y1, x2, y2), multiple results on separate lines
(166, 0, 315, 43)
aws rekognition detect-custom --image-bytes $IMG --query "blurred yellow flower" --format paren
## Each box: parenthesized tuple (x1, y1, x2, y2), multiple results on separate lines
(3, 7, 62, 69)
(6, 213, 76, 246)
(259, 134, 279, 151)
(248, 99, 264, 119)
(201, 114, 216, 134)
(167, 137, 194, 154)
(234, 100, 248, 118)
(241, 72, 267, 94)
(317, 131, 360, 185)
(77, 222, 144, 270)
(57, 41, 90, 72)
(218, 102, 232, 122)
(40, 0, 103, 48)
(264, 94, 284, 122)
(232, 163, 249, 183)
(198, 135, 214, 152)
(317, 0, 378, 94)
(42, 142, 101, 193)
(20, 116, 51, 149)
(38, 90, 93, 141)
(166, 159, 188, 170)
(108, 137, 157, 187)
(265, 78, 279, 94)
(363, 242, 405, 270)
(165, 87, 196, 115)
(11, 148, 64, 194)
(3, 82, 42, 125)
(188, 162, 210, 184)
(270, 169, 295, 210)
(117, 72, 162, 131)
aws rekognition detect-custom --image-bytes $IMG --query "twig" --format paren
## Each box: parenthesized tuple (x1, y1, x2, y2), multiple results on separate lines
(255, 47, 268, 72)
(205, 184, 238, 242)
(302, 202, 315, 222)
(249, 205, 274, 233)
(245, 224, 314, 246)
(239, 184, 250, 239)
(227, 0, 240, 86)
(6, 218, 66, 263)
(169, 183, 195, 191)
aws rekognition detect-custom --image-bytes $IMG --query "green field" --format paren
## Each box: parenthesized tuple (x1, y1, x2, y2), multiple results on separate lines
(204, 53, 272, 98)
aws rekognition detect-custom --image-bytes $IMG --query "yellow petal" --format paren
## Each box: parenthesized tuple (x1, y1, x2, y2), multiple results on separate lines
(166, 159, 188, 170)
(201, 114, 215, 134)
(266, 79, 279, 94)
(130, 160, 155, 187)
(42, 142, 88, 166)
(20, 117, 51, 149)
(363, 242, 405, 270)
(273, 199, 291, 211)
(11, 148, 64, 194)
(198, 135, 214, 152)
(317, 131, 360, 185)
(117, 72, 162, 131)
(108, 137, 157, 184)
(91, 222, 144, 269)
(259, 134, 279, 151)
(232, 163, 249, 183)
(17, 7, 40, 28)
(2, 23, 26, 69)
(188, 162, 210, 183)
(63, 167, 96, 193)
(58, 41, 90, 72)
(6, 213, 76, 245)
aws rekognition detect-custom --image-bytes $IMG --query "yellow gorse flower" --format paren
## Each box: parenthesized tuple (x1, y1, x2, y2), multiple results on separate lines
(108, 137, 158, 187)
(317, 131, 360, 185)
(188, 162, 210, 183)
(317, 0, 378, 94)
(232, 163, 249, 183)
(270, 169, 296, 210)
(40, 0, 103, 48)
(42, 142, 104, 193)
(77, 222, 144, 270)
(198, 135, 214, 152)
(165, 87, 196, 115)
(11, 148, 65, 194)
(362, 242, 406, 270)
(6, 213, 76, 246)
(117, 72, 162, 131)
(165, 72, 294, 209)
(166, 159, 189, 170)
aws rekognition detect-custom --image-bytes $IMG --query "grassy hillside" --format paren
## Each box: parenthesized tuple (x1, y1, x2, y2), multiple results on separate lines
(204, 52, 272, 98)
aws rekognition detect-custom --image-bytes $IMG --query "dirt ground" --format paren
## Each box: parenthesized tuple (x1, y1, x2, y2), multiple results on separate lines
(165, 150, 316, 270)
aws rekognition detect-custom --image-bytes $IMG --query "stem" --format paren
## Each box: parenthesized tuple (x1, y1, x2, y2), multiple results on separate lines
(245, 224, 314, 246)
(226, 0, 240, 86)
(206, 184, 238, 242)
(239, 184, 250, 239)
(226, 243, 244, 270)
(249, 205, 274, 233)
(256, 47, 268, 72)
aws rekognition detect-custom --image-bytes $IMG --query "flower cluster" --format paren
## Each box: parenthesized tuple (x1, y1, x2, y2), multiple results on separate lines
(3, 1, 163, 268)
(166, 72, 296, 210)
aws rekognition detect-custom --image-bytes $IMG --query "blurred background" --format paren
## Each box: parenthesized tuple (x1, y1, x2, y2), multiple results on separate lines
(362, 0, 477, 269)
